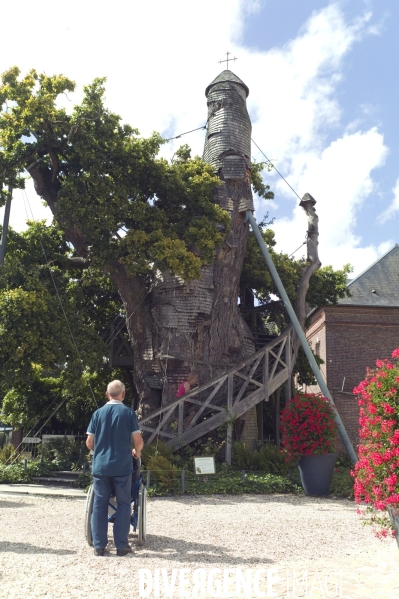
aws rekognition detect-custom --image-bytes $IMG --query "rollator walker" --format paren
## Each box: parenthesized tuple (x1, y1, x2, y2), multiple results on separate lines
(84, 456, 147, 546)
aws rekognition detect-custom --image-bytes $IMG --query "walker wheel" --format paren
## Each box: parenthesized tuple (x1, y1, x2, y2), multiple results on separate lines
(138, 482, 147, 545)
(84, 484, 95, 547)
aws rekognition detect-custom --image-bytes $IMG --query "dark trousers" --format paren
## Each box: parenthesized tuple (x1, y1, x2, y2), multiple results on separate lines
(91, 473, 132, 549)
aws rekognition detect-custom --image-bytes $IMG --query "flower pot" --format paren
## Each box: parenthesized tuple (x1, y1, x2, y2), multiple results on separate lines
(388, 508, 399, 548)
(298, 453, 337, 496)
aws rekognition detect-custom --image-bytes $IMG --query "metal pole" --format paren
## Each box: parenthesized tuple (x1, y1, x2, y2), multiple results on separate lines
(0, 187, 12, 267)
(245, 210, 358, 464)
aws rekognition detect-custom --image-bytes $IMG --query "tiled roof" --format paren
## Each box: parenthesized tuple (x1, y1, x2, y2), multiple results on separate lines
(338, 244, 399, 307)
(205, 70, 249, 97)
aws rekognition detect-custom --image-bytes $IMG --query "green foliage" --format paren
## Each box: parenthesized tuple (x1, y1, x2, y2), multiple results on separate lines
(146, 454, 179, 492)
(0, 68, 228, 281)
(0, 443, 19, 464)
(293, 346, 325, 387)
(146, 469, 301, 497)
(336, 452, 353, 469)
(0, 460, 51, 483)
(42, 437, 89, 470)
(250, 161, 274, 201)
(241, 226, 352, 312)
(76, 471, 93, 489)
(231, 442, 289, 474)
(141, 441, 175, 469)
(0, 221, 125, 428)
(329, 466, 354, 499)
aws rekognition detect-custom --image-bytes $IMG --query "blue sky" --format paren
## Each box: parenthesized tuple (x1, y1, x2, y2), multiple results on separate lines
(1, 0, 398, 276)
(242, 0, 399, 265)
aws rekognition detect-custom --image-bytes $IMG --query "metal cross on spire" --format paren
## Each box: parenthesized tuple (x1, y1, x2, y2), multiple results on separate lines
(218, 51, 237, 70)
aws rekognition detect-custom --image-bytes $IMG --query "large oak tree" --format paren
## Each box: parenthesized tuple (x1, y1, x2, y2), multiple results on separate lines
(0, 68, 350, 429)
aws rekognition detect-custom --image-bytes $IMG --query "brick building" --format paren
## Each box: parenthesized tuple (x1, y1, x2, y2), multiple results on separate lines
(305, 243, 399, 450)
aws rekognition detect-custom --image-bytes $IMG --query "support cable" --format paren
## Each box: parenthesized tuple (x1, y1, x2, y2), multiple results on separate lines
(2, 189, 103, 465)
(104, 285, 153, 349)
(23, 190, 98, 409)
(288, 241, 307, 258)
(251, 138, 302, 201)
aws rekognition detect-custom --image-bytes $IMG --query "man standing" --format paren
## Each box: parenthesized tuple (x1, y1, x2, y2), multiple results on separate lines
(86, 380, 144, 556)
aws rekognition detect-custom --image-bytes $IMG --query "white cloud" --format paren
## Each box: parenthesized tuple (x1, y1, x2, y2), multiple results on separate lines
(0, 0, 395, 278)
(242, 3, 390, 276)
(270, 128, 388, 276)
(0, 0, 248, 231)
(377, 177, 399, 224)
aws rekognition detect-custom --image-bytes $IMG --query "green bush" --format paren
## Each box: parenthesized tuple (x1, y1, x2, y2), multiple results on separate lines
(330, 466, 354, 499)
(146, 454, 179, 493)
(0, 443, 20, 465)
(0, 460, 51, 483)
(42, 437, 89, 470)
(146, 470, 302, 497)
(0, 432, 8, 449)
(231, 442, 289, 474)
(141, 441, 175, 469)
(77, 470, 93, 489)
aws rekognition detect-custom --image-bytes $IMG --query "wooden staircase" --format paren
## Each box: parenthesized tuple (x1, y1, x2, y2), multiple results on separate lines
(139, 325, 295, 450)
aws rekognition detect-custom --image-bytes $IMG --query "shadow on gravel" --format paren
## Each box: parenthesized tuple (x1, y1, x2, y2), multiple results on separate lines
(0, 500, 33, 508)
(133, 535, 272, 566)
(0, 542, 75, 555)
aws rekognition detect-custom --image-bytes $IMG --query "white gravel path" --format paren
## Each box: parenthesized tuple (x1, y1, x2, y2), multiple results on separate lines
(0, 493, 383, 599)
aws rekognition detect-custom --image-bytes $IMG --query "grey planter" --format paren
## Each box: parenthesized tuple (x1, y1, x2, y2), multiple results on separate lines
(298, 453, 337, 496)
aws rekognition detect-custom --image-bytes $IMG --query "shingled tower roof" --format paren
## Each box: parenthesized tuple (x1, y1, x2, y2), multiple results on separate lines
(205, 70, 249, 97)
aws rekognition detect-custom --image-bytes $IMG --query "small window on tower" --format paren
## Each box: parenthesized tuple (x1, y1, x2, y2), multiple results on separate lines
(315, 341, 320, 357)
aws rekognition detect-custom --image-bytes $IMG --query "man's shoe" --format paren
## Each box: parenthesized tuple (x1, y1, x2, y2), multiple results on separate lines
(117, 546, 133, 557)
(94, 548, 107, 556)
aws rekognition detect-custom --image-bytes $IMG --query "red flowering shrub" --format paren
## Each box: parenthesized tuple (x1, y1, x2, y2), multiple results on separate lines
(352, 347, 399, 538)
(280, 393, 338, 463)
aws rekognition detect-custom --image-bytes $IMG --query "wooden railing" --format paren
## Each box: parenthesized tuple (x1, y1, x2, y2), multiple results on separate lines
(139, 325, 296, 451)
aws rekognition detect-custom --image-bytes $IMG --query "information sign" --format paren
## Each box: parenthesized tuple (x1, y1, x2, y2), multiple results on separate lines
(193, 456, 216, 475)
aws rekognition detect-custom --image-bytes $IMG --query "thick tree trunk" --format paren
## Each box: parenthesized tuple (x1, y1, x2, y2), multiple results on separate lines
(130, 175, 255, 416)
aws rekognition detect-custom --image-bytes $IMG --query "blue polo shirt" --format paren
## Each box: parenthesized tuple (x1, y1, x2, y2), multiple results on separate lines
(87, 400, 140, 477)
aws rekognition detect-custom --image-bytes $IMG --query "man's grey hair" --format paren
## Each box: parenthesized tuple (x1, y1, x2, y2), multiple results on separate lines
(107, 380, 126, 398)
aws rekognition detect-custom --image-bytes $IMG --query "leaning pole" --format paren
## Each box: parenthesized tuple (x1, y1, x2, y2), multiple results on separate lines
(245, 210, 358, 464)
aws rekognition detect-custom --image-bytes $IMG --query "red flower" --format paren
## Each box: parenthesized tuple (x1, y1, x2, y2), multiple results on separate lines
(353, 353, 399, 538)
(280, 393, 337, 463)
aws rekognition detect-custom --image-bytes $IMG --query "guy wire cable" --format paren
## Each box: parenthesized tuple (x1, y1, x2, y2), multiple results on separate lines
(226, 83, 303, 201)
(288, 241, 307, 258)
(4, 190, 100, 465)
(2, 196, 73, 465)
(23, 189, 98, 410)
(105, 284, 153, 348)
(104, 287, 149, 347)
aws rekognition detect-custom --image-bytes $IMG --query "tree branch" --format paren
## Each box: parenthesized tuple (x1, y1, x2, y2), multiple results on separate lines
(50, 256, 91, 270)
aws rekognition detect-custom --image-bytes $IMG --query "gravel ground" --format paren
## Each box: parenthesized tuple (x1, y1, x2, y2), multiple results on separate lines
(0, 493, 382, 599)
